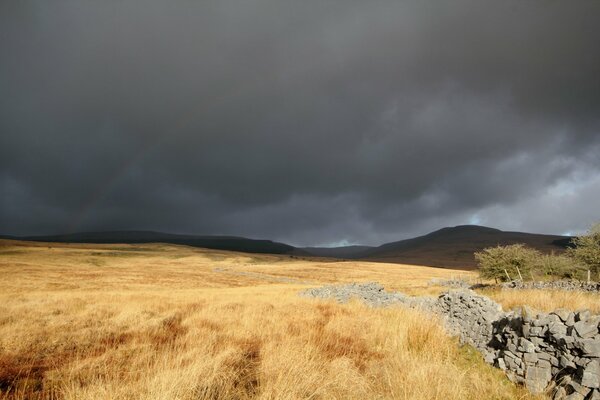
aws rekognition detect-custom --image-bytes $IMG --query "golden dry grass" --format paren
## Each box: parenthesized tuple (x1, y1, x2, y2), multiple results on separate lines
(480, 288, 600, 314)
(0, 240, 541, 399)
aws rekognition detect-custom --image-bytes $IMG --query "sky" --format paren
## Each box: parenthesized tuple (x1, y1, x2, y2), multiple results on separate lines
(1, 1, 599, 246)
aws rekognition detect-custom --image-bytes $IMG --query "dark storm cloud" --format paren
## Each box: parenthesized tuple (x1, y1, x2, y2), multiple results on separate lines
(1, 0, 599, 245)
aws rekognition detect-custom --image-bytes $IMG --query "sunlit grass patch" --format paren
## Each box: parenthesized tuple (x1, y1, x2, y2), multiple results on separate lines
(0, 240, 541, 399)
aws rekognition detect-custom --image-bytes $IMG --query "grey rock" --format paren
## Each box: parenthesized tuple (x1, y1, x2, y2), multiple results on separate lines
(531, 337, 545, 346)
(550, 321, 569, 336)
(574, 321, 598, 338)
(506, 356, 520, 370)
(535, 314, 560, 327)
(575, 357, 588, 367)
(553, 309, 573, 323)
(537, 352, 551, 361)
(502, 280, 600, 293)
(299, 282, 410, 307)
(530, 326, 544, 336)
(564, 393, 585, 400)
(569, 381, 591, 396)
(521, 305, 537, 323)
(522, 322, 531, 338)
(428, 278, 472, 289)
(554, 334, 577, 348)
(497, 357, 507, 370)
(523, 352, 538, 364)
(520, 338, 536, 353)
(578, 310, 592, 323)
(525, 364, 552, 393)
(581, 360, 600, 388)
(578, 338, 600, 357)
(589, 389, 600, 400)
(506, 370, 525, 384)
(567, 313, 577, 327)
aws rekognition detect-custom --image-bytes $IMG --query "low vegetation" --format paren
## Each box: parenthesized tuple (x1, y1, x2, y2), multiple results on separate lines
(480, 288, 600, 314)
(475, 244, 543, 281)
(567, 222, 600, 275)
(0, 240, 541, 400)
(475, 222, 600, 282)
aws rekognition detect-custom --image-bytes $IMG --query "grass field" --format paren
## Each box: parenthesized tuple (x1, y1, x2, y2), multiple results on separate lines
(0, 239, 565, 399)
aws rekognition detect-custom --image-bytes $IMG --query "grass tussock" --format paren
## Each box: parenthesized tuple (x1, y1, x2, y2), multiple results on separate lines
(481, 288, 600, 314)
(0, 241, 543, 399)
(0, 293, 540, 400)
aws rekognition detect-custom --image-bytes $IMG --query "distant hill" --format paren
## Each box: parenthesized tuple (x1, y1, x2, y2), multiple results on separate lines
(356, 225, 572, 269)
(6, 231, 303, 256)
(301, 245, 374, 259)
(3, 225, 574, 268)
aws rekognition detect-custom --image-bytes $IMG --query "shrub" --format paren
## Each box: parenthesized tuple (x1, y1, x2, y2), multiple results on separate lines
(536, 253, 587, 280)
(567, 222, 600, 275)
(475, 244, 541, 282)
(476, 242, 590, 282)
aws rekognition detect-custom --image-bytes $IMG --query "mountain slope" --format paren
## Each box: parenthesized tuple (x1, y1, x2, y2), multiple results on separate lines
(358, 225, 571, 269)
(10, 231, 302, 256)
(301, 245, 374, 259)
(3, 225, 574, 267)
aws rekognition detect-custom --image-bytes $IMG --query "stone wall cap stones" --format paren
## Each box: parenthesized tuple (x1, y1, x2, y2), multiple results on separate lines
(552, 309, 572, 322)
(577, 338, 600, 357)
(574, 321, 598, 338)
(581, 360, 600, 388)
(577, 310, 592, 323)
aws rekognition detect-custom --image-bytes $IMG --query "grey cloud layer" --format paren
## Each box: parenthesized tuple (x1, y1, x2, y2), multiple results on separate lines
(1, 1, 599, 245)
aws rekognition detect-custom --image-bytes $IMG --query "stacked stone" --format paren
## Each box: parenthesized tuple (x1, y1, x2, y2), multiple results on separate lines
(494, 308, 600, 399)
(428, 278, 472, 289)
(502, 280, 600, 292)
(435, 290, 503, 359)
(432, 291, 600, 398)
(299, 282, 409, 307)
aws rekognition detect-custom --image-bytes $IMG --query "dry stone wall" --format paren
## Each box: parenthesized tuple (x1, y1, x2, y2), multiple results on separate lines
(428, 278, 600, 292)
(502, 280, 600, 292)
(301, 283, 600, 399)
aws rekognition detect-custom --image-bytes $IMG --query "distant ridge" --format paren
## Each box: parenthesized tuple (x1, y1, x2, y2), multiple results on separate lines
(355, 225, 572, 269)
(7, 231, 303, 256)
(2, 225, 573, 268)
(301, 245, 374, 259)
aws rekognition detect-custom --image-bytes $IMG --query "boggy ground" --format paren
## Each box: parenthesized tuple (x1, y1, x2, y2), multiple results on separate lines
(0, 239, 558, 399)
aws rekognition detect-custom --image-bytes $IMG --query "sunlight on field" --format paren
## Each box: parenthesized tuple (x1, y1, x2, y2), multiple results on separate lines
(480, 288, 600, 314)
(0, 240, 540, 399)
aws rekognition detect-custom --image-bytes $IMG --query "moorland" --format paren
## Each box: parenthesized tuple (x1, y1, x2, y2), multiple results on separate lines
(1, 238, 599, 399)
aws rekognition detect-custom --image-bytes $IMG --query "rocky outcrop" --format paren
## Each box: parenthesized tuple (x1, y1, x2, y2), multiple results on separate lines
(301, 283, 600, 399)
